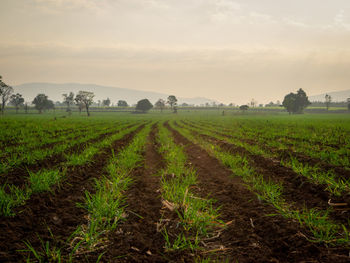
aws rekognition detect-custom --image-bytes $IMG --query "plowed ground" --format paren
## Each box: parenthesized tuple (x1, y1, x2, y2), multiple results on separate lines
(1, 123, 349, 262)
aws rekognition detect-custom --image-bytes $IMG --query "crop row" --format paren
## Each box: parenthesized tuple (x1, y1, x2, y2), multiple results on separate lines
(0, 122, 107, 159)
(181, 120, 350, 196)
(186, 118, 350, 168)
(65, 123, 153, 260)
(20, 123, 152, 262)
(171, 121, 350, 245)
(2, 118, 350, 262)
(0, 118, 106, 146)
(0, 122, 134, 174)
(192, 116, 350, 148)
(16, 122, 228, 262)
(0, 123, 144, 216)
(156, 122, 222, 252)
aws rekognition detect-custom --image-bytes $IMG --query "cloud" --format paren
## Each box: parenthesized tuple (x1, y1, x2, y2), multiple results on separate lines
(248, 11, 275, 24)
(32, 0, 104, 14)
(1, 41, 350, 68)
(282, 17, 308, 28)
(210, 0, 242, 22)
(2, 41, 350, 104)
(333, 10, 350, 30)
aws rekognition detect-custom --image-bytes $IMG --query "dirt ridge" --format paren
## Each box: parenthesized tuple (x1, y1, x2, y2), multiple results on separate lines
(0, 123, 139, 188)
(0, 124, 144, 262)
(167, 122, 349, 262)
(176, 121, 350, 225)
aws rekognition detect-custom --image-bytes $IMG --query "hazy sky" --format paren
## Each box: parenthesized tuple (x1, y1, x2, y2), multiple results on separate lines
(1, 0, 350, 104)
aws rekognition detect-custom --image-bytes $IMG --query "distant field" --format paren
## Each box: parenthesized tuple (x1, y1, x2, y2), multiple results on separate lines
(1, 112, 350, 262)
(3, 104, 349, 115)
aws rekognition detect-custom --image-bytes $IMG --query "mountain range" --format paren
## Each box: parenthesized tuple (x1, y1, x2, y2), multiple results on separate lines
(13, 83, 218, 106)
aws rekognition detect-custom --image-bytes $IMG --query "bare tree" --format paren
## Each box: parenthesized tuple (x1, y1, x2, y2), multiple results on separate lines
(75, 95, 84, 114)
(0, 76, 14, 114)
(10, 93, 24, 113)
(155, 99, 166, 112)
(24, 103, 28, 114)
(167, 95, 177, 112)
(102, 98, 111, 107)
(325, 94, 332, 111)
(75, 91, 94, 116)
(250, 98, 257, 108)
(63, 92, 75, 115)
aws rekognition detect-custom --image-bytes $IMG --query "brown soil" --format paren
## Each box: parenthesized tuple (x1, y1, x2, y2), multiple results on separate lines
(166, 122, 350, 262)
(81, 125, 197, 263)
(182, 120, 350, 184)
(176, 121, 350, 225)
(4, 123, 106, 154)
(0, 123, 139, 188)
(0, 125, 143, 263)
(183, 122, 350, 187)
(186, 120, 347, 150)
(0, 122, 101, 149)
(0, 127, 76, 148)
(83, 125, 168, 263)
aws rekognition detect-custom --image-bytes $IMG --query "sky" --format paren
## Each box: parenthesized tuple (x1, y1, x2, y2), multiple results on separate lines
(1, 0, 350, 104)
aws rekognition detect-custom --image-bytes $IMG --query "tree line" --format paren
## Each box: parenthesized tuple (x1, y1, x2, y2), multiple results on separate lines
(0, 76, 181, 116)
(1, 75, 350, 115)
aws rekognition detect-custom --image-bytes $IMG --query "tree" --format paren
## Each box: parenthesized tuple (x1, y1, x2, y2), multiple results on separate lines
(102, 98, 111, 107)
(75, 95, 84, 114)
(10, 93, 24, 113)
(282, 88, 311, 114)
(0, 76, 14, 114)
(325, 94, 332, 111)
(239, 105, 249, 112)
(32, 94, 54, 113)
(117, 100, 128, 107)
(250, 98, 257, 108)
(62, 92, 75, 115)
(24, 103, 28, 114)
(167, 95, 177, 112)
(282, 93, 296, 114)
(135, 99, 153, 113)
(155, 99, 166, 112)
(347, 98, 350, 112)
(46, 99, 55, 111)
(75, 91, 94, 116)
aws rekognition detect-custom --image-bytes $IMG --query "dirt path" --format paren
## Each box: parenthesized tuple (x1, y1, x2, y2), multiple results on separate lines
(0, 125, 144, 263)
(166, 123, 349, 262)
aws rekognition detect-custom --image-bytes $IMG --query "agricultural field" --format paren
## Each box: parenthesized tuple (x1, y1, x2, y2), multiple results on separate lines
(1, 113, 350, 262)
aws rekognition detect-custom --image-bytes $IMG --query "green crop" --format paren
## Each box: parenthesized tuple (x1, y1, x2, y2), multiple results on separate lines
(171, 120, 350, 245)
(156, 122, 222, 252)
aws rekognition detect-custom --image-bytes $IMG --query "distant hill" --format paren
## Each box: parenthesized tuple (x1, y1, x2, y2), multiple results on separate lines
(309, 89, 350, 102)
(14, 83, 218, 106)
